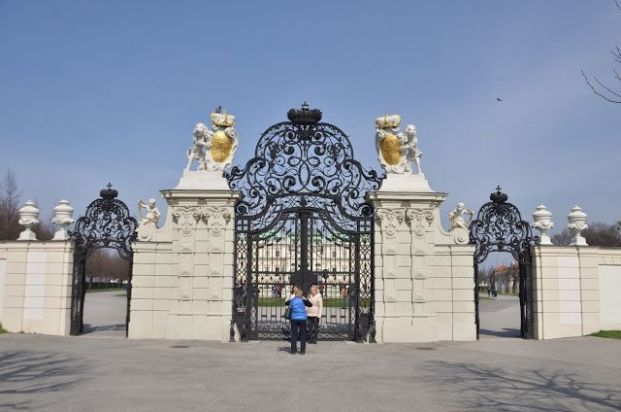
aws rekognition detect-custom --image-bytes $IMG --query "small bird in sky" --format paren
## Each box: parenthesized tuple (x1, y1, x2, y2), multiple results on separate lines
(496, 97, 503, 102)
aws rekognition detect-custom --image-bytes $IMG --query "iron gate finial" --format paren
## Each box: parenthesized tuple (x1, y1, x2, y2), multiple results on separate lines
(100, 183, 118, 200)
(490, 186, 508, 204)
(287, 103, 322, 125)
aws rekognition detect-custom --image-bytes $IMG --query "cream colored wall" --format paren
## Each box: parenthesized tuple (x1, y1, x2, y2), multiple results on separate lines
(0, 241, 73, 335)
(532, 246, 621, 339)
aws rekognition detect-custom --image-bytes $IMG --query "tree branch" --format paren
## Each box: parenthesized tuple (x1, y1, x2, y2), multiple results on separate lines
(581, 70, 621, 103)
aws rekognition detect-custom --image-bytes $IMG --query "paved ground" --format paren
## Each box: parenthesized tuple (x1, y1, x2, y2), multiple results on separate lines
(2, 293, 619, 411)
(82, 290, 127, 337)
(479, 294, 521, 339)
(1, 332, 620, 411)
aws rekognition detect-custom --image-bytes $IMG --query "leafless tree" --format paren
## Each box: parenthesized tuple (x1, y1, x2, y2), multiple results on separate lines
(581, 0, 621, 103)
(0, 170, 21, 240)
(85, 249, 130, 282)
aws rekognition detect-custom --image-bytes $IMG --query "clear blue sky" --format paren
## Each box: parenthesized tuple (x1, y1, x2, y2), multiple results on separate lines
(0, 1, 619, 232)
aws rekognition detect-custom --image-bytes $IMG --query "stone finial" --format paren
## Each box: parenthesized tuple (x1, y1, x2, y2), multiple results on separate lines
(17, 200, 40, 241)
(532, 204, 554, 245)
(567, 205, 588, 246)
(51, 199, 74, 240)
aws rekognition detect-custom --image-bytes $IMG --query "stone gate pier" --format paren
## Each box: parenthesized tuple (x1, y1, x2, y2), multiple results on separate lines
(369, 174, 476, 342)
(130, 171, 238, 341)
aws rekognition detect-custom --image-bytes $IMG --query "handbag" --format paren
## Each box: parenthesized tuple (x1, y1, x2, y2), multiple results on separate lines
(283, 305, 291, 320)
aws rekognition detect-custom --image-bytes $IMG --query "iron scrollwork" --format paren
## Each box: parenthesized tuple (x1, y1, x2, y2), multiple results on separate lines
(469, 186, 536, 339)
(71, 184, 138, 258)
(226, 104, 384, 341)
(69, 184, 138, 336)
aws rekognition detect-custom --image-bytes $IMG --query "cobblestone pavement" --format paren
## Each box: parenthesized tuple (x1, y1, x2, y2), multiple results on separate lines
(1, 331, 620, 412)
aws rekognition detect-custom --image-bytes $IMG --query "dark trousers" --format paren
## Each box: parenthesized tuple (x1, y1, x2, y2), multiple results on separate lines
(290, 319, 307, 353)
(307, 316, 319, 343)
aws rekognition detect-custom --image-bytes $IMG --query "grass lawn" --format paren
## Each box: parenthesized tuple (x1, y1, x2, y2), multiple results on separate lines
(591, 330, 621, 339)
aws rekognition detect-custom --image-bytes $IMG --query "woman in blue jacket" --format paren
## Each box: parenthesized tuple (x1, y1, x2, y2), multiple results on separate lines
(285, 287, 312, 354)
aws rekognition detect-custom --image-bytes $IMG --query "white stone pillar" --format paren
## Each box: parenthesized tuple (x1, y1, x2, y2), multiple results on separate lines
(370, 174, 449, 342)
(160, 170, 239, 342)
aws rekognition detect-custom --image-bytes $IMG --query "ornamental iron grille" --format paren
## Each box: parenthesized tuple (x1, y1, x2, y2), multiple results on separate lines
(69, 184, 138, 336)
(469, 186, 536, 339)
(226, 104, 384, 341)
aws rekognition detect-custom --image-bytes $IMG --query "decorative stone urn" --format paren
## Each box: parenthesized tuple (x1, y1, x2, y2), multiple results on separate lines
(532, 204, 554, 245)
(17, 200, 40, 241)
(567, 205, 588, 246)
(51, 199, 74, 240)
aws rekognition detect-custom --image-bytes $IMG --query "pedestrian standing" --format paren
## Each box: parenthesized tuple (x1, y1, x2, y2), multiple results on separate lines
(306, 284, 323, 344)
(285, 287, 312, 354)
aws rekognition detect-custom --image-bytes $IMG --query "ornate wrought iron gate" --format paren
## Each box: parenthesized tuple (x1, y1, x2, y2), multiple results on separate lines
(226, 104, 383, 341)
(69, 185, 137, 336)
(469, 187, 536, 339)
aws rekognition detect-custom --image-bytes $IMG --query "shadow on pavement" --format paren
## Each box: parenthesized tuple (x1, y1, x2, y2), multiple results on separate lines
(479, 328, 521, 338)
(82, 323, 126, 334)
(0, 350, 84, 410)
(422, 360, 621, 411)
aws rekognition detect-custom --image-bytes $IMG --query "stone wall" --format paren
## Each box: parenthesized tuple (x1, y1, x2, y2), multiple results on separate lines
(532, 245, 621, 339)
(0, 241, 73, 335)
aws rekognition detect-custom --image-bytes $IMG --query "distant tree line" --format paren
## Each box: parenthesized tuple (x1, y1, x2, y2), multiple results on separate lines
(551, 222, 621, 247)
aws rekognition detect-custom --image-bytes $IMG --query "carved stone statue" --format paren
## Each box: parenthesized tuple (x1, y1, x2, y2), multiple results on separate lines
(186, 123, 210, 171)
(375, 114, 423, 174)
(449, 202, 474, 245)
(449, 202, 474, 230)
(186, 107, 239, 172)
(138, 198, 161, 228)
(402, 124, 423, 174)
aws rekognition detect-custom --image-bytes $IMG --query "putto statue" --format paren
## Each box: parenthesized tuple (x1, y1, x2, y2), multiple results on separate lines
(375, 114, 423, 174)
(138, 199, 161, 228)
(449, 202, 474, 245)
(186, 107, 239, 172)
(449, 202, 474, 230)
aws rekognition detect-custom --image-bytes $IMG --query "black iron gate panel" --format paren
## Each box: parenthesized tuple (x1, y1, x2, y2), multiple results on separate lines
(469, 187, 536, 339)
(227, 104, 383, 341)
(69, 185, 137, 336)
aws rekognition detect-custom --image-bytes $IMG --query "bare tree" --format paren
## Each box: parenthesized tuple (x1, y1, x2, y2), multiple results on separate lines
(85, 249, 131, 282)
(0, 170, 21, 240)
(581, 0, 621, 103)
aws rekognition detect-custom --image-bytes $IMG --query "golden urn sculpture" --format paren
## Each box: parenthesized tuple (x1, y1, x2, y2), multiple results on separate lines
(375, 114, 423, 174)
(186, 107, 239, 172)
